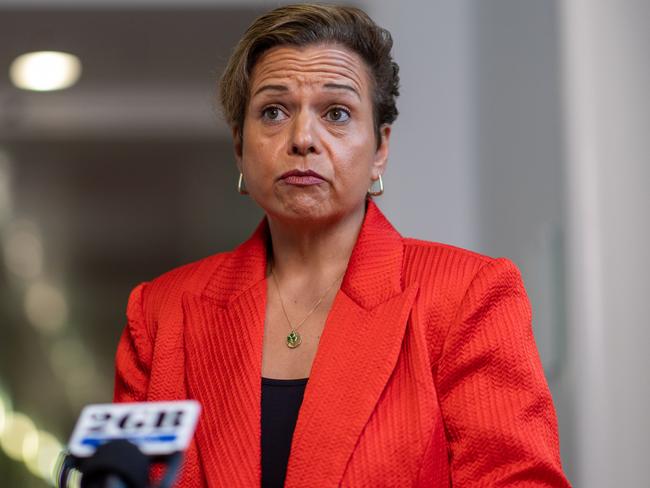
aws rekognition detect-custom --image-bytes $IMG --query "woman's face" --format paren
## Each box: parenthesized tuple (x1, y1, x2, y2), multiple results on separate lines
(234, 43, 390, 225)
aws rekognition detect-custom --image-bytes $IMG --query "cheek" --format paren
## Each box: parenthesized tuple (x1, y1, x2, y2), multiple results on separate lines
(330, 136, 376, 180)
(242, 131, 277, 170)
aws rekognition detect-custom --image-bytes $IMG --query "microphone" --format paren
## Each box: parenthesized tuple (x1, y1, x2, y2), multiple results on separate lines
(78, 439, 149, 488)
(56, 400, 200, 488)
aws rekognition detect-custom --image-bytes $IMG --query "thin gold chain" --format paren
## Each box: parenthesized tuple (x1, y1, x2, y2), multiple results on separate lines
(271, 266, 345, 332)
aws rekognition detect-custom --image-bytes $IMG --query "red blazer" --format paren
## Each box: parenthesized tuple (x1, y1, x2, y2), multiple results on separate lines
(114, 199, 571, 487)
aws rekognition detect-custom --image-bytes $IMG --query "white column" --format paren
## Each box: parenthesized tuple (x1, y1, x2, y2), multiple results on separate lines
(560, 0, 650, 485)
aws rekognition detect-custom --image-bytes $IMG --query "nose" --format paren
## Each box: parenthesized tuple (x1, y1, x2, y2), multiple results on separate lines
(289, 109, 320, 156)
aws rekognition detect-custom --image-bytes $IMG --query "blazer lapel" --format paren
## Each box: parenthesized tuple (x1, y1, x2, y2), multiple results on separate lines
(183, 200, 418, 487)
(183, 217, 269, 487)
(284, 284, 419, 487)
(284, 201, 419, 487)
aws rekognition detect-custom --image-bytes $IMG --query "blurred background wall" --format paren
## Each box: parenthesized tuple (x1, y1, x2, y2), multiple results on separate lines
(0, 0, 648, 486)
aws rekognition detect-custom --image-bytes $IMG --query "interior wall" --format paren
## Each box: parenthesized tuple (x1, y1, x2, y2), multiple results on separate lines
(364, 0, 479, 251)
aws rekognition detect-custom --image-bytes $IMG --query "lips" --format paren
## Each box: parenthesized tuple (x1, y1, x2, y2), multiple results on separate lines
(280, 169, 326, 186)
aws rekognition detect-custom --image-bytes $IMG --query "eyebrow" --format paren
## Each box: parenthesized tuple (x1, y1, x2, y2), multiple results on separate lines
(252, 84, 288, 97)
(323, 83, 361, 100)
(252, 82, 361, 100)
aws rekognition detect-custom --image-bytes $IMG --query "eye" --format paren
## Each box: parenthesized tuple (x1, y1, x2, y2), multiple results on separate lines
(325, 107, 351, 123)
(261, 106, 287, 122)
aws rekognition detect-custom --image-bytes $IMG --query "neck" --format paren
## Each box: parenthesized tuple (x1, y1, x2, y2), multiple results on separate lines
(265, 200, 367, 284)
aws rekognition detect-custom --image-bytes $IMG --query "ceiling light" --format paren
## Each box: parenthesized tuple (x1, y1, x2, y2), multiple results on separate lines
(9, 51, 82, 92)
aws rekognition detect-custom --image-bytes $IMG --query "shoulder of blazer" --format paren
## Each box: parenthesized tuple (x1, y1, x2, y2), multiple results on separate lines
(400, 237, 497, 367)
(135, 251, 232, 339)
(401, 236, 494, 289)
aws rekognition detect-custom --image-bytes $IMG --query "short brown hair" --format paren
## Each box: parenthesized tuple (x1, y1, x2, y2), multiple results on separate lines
(218, 3, 400, 147)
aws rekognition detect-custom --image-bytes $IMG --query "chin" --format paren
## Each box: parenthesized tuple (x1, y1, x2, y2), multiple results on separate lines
(282, 202, 334, 224)
(270, 198, 365, 228)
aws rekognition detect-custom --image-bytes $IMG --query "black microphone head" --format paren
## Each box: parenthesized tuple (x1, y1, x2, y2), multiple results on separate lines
(80, 439, 150, 488)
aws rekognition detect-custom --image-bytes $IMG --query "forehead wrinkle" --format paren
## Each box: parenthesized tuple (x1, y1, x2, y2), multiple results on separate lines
(251, 47, 367, 98)
(259, 45, 360, 67)
(252, 67, 364, 100)
(255, 68, 361, 91)
(258, 58, 361, 77)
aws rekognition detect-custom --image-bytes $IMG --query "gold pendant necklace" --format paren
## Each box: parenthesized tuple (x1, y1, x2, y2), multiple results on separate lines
(271, 266, 344, 349)
(286, 330, 301, 349)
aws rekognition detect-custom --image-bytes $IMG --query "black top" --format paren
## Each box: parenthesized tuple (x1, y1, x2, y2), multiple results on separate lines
(261, 376, 309, 488)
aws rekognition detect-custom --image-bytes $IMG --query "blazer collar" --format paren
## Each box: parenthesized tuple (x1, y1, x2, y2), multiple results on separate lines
(183, 199, 419, 486)
(202, 198, 405, 310)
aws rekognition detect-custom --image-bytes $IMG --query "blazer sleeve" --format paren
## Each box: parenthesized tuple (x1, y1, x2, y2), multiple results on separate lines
(435, 257, 571, 487)
(114, 282, 153, 403)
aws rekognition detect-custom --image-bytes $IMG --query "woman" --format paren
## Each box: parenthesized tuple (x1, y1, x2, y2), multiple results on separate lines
(114, 4, 571, 487)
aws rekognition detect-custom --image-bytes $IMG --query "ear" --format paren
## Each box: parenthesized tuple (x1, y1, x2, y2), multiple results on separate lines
(232, 125, 243, 171)
(371, 124, 391, 179)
